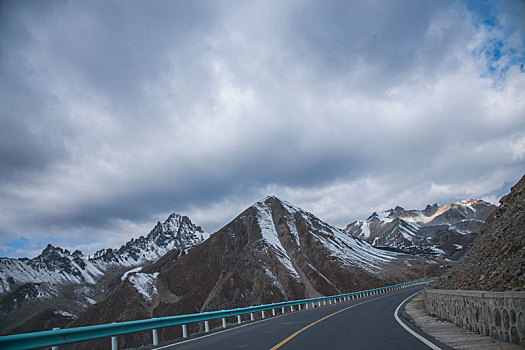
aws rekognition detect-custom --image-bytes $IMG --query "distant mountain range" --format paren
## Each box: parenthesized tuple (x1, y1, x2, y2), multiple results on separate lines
(0, 213, 209, 335)
(68, 196, 443, 349)
(3, 195, 487, 343)
(344, 199, 496, 259)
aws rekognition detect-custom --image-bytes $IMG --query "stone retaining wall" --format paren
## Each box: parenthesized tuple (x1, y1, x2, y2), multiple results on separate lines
(425, 289, 525, 346)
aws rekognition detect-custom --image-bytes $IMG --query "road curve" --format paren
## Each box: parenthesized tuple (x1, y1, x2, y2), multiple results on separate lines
(157, 285, 431, 350)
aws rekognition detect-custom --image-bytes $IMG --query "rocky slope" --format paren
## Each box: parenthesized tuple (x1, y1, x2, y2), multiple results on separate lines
(0, 213, 208, 335)
(345, 199, 496, 259)
(69, 196, 444, 349)
(431, 175, 525, 291)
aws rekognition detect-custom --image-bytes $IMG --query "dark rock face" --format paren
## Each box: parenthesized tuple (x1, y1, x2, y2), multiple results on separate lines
(10, 308, 76, 335)
(69, 196, 442, 349)
(431, 174, 525, 291)
(0, 283, 43, 314)
(345, 199, 496, 259)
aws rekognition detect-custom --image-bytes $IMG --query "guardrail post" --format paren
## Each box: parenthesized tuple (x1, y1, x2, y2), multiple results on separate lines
(237, 315, 241, 324)
(222, 317, 227, 329)
(250, 312, 254, 321)
(323, 300, 326, 306)
(298, 304, 302, 311)
(205, 320, 210, 332)
(305, 303, 308, 310)
(317, 301, 321, 307)
(262, 310, 265, 318)
(290, 305, 294, 312)
(51, 328, 60, 350)
(282, 306, 285, 314)
(111, 322, 118, 350)
(152, 329, 158, 346)
(182, 324, 188, 339)
(272, 309, 276, 316)
(329, 299, 332, 305)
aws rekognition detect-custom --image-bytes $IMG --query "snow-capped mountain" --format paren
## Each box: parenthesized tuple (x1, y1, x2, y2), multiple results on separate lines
(70, 196, 442, 349)
(0, 213, 208, 335)
(0, 213, 208, 295)
(0, 245, 103, 295)
(345, 199, 496, 259)
(90, 213, 209, 267)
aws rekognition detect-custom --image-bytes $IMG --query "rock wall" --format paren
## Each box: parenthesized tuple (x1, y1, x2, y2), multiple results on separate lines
(425, 289, 525, 346)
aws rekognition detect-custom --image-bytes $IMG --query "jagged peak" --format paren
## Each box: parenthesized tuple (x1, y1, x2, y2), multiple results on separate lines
(41, 244, 69, 256)
(165, 212, 184, 221)
(72, 250, 83, 257)
(425, 203, 438, 211)
(367, 212, 379, 221)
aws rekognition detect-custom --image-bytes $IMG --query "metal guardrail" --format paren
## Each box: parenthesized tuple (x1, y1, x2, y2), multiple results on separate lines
(0, 279, 434, 349)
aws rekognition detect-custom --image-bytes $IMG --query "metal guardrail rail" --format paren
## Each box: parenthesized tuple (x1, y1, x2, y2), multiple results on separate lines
(0, 279, 434, 349)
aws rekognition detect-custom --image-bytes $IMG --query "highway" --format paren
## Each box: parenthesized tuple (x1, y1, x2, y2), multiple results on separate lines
(157, 285, 433, 350)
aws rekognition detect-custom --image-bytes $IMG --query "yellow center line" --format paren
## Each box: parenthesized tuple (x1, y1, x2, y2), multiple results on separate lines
(269, 290, 407, 350)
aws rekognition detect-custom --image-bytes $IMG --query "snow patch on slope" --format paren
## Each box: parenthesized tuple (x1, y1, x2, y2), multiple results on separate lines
(121, 267, 142, 281)
(277, 203, 397, 273)
(253, 201, 300, 279)
(129, 272, 159, 302)
(358, 221, 371, 239)
(54, 309, 76, 318)
(262, 266, 286, 297)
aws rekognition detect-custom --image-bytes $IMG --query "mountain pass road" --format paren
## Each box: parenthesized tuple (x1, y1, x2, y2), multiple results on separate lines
(156, 285, 435, 350)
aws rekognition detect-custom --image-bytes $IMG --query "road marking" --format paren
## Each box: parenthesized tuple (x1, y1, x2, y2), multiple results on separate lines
(394, 290, 442, 350)
(157, 287, 423, 350)
(269, 291, 400, 350)
(154, 305, 309, 349)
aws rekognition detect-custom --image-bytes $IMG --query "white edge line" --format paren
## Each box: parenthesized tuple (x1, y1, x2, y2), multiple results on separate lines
(394, 290, 442, 350)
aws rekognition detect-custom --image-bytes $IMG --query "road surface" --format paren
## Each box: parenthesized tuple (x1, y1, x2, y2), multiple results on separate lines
(157, 285, 431, 350)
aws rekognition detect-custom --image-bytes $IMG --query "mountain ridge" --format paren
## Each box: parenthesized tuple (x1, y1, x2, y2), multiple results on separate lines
(344, 199, 496, 259)
(68, 196, 443, 349)
(0, 212, 208, 335)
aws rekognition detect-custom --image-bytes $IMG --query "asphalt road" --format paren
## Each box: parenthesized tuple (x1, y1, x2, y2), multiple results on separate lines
(157, 285, 430, 350)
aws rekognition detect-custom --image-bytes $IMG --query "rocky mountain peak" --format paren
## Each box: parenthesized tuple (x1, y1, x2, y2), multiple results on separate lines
(367, 212, 380, 221)
(37, 244, 70, 261)
(425, 203, 438, 211)
(256, 195, 287, 208)
(345, 198, 497, 259)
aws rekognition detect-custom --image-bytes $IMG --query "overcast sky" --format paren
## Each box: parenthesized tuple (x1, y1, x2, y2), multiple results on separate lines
(1, 0, 524, 258)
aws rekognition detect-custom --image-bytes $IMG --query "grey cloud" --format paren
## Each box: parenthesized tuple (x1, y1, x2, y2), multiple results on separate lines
(0, 0, 524, 257)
